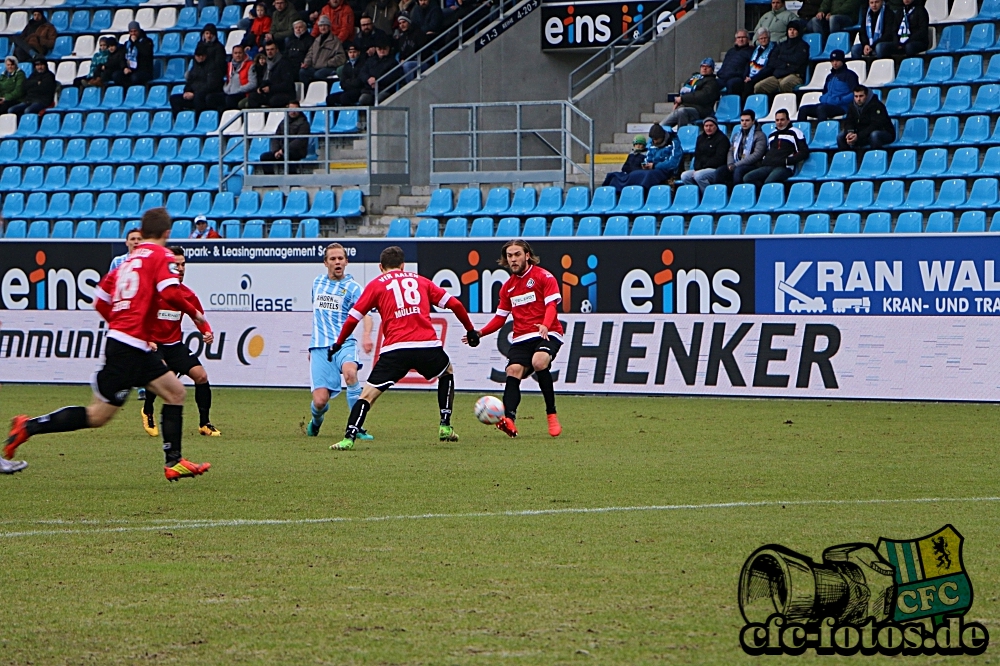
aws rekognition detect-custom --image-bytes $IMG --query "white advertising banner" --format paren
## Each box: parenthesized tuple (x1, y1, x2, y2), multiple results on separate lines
(3, 312, 1000, 402)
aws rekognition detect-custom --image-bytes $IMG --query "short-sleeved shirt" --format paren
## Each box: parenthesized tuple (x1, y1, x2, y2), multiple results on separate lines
(149, 283, 203, 346)
(109, 253, 128, 272)
(311, 273, 362, 349)
(495, 264, 564, 344)
(347, 269, 452, 353)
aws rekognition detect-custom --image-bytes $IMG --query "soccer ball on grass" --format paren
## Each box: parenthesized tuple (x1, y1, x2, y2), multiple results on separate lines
(474, 396, 505, 425)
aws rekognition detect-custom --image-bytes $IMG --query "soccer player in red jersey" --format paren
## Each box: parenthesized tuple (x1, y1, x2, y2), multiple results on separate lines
(463, 240, 564, 438)
(141, 246, 221, 439)
(4, 209, 214, 482)
(325, 246, 480, 450)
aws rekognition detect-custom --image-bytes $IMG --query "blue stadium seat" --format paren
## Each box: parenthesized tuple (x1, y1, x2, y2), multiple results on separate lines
(791, 152, 827, 181)
(443, 217, 467, 237)
(269, 219, 293, 238)
(451, 188, 482, 216)
(74, 220, 97, 239)
(750, 183, 786, 212)
(469, 217, 494, 237)
(818, 31, 849, 59)
(83, 138, 108, 163)
(885, 88, 911, 116)
(926, 211, 955, 232)
(576, 216, 602, 236)
(507, 188, 537, 216)
(923, 56, 954, 84)
(2, 218, 25, 237)
(123, 112, 151, 137)
(258, 191, 284, 217)
(12, 114, 38, 137)
(686, 215, 713, 235)
(166, 192, 188, 218)
(76, 86, 100, 112)
(843, 181, 874, 210)
(297, 219, 320, 238)
(720, 184, 756, 213)
(823, 151, 857, 180)
(178, 110, 202, 134)
(0, 166, 20, 191)
(220, 220, 241, 238)
(947, 147, 980, 176)
(307, 190, 335, 217)
(774, 214, 801, 234)
(209, 192, 236, 217)
(419, 189, 453, 217)
(863, 212, 892, 234)
(582, 186, 616, 215)
(715, 214, 741, 235)
(804, 32, 822, 59)
(693, 184, 728, 213)
(281, 190, 309, 217)
(171, 219, 192, 238)
(91, 9, 111, 32)
(957, 210, 987, 232)
(159, 165, 182, 191)
(51, 220, 73, 238)
(109, 137, 132, 163)
(808, 120, 840, 150)
(964, 23, 995, 52)
(69, 193, 93, 218)
(22, 166, 43, 191)
(604, 215, 629, 235)
(181, 31, 201, 56)
(549, 216, 574, 236)
(833, 213, 861, 233)
(972, 84, 1000, 113)
(122, 85, 145, 110)
(477, 188, 510, 216)
(939, 88, 971, 115)
(139, 192, 164, 215)
(916, 149, 948, 177)
(52, 10, 71, 32)
(220, 4, 243, 27)
(963, 177, 998, 208)
(906, 87, 941, 116)
(234, 191, 260, 217)
(990, 212, 1000, 231)
(106, 112, 128, 136)
(0, 140, 17, 163)
(635, 185, 671, 214)
(332, 190, 362, 217)
(610, 185, 644, 214)
(678, 125, 699, 153)
(856, 150, 888, 179)
(100, 87, 124, 111)
(886, 149, 918, 177)
(874, 180, 905, 209)
(82, 112, 105, 137)
(111, 165, 135, 190)
(43, 166, 66, 190)
(145, 86, 169, 111)
(185, 192, 210, 218)
(812, 181, 844, 211)
(386, 218, 411, 237)
(242, 220, 265, 239)
(930, 26, 964, 53)
(522, 217, 547, 236)
(179, 137, 202, 162)
(888, 57, 923, 87)
(977, 146, 1000, 175)
(935, 179, 967, 208)
(94, 193, 117, 219)
(556, 187, 589, 215)
(803, 213, 830, 234)
(903, 179, 935, 209)
(631, 215, 656, 235)
(162, 58, 187, 83)
(667, 185, 699, 214)
(38, 139, 63, 164)
(27, 220, 50, 237)
(777, 182, 813, 211)
(36, 113, 60, 138)
(136, 164, 159, 191)
(333, 109, 359, 133)
(744, 95, 769, 120)
(198, 6, 220, 28)
(51, 36, 72, 59)
(414, 218, 438, 237)
(715, 95, 741, 123)
(56, 87, 79, 111)
(181, 164, 206, 190)
(658, 215, 685, 235)
(531, 187, 563, 215)
(497, 217, 520, 236)
(959, 115, 990, 145)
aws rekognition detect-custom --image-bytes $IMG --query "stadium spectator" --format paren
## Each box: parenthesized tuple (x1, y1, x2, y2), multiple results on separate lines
(742, 110, 808, 190)
(101, 36, 125, 86)
(680, 117, 730, 192)
(365, 0, 400, 35)
(170, 43, 225, 114)
(312, 0, 355, 44)
(807, 0, 863, 35)
(716, 30, 753, 93)
(74, 37, 110, 88)
(243, 1, 273, 52)
(603, 124, 683, 193)
(891, 0, 928, 55)
(796, 0, 823, 23)
(285, 20, 315, 70)
(327, 43, 366, 105)
(190, 216, 221, 239)
(8, 57, 55, 116)
(207, 44, 255, 110)
(755, 0, 798, 42)
(837, 84, 895, 150)
(114, 22, 155, 88)
(728, 28, 773, 104)
(852, 0, 897, 58)
(410, 0, 444, 37)
(796, 49, 858, 121)
(357, 37, 396, 104)
(199, 24, 228, 74)
(12, 10, 56, 63)
(715, 110, 767, 187)
(0, 57, 26, 115)
(259, 102, 311, 174)
(355, 14, 389, 57)
(270, 0, 300, 45)
(394, 13, 425, 82)
(661, 58, 720, 128)
(247, 41, 298, 108)
(602, 135, 647, 186)
(753, 21, 809, 96)
(300, 16, 346, 83)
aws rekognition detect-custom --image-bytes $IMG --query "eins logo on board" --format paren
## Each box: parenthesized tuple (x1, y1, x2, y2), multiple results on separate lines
(544, 4, 613, 46)
(1, 250, 101, 310)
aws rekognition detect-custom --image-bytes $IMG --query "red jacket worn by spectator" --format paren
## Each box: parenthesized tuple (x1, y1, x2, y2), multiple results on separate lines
(314, 2, 355, 43)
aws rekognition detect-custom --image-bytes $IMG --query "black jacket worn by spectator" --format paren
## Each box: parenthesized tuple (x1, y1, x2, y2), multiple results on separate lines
(894, 2, 929, 49)
(716, 43, 753, 87)
(760, 126, 809, 168)
(270, 112, 312, 161)
(678, 73, 720, 119)
(693, 131, 731, 170)
(260, 52, 298, 98)
(859, 5, 898, 48)
(285, 32, 314, 70)
(409, 2, 443, 34)
(620, 151, 646, 174)
(201, 39, 227, 76)
(359, 51, 396, 93)
(365, 0, 400, 34)
(185, 58, 224, 97)
(843, 94, 895, 143)
(394, 27, 424, 59)
(126, 33, 155, 80)
(23, 67, 56, 106)
(100, 45, 125, 84)
(355, 27, 389, 54)
(337, 56, 366, 92)
(757, 35, 809, 80)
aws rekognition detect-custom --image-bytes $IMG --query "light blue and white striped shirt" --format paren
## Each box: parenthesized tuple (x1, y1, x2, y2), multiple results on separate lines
(311, 273, 363, 348)
(109, 253, 128, 272)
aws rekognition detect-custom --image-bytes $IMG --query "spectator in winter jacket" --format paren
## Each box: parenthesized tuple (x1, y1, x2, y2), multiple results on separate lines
(753, 21, 809, 96)
(312, 0, 355, 43)
(797, 49, 858, 120)
(729, 28, 774, 104)
(714, 110, 768, 186)
(716, 30, 753, 93)
(662, 58, 720, 127)
(199, 24, 228, 75)
(207, 44, 256, 110)
(755, 0, 798, 42)
(114, 22, 155, 87)
(891, 0, 929, 54)
(170, 43, 225, 114)
(604, 124, 684, 193)
(357, 38, 396, 105)
(680, 117, 731, 192)
(355, 14, 389, 57)
(285, 20, 314, 69)
(838, 84, 895, 150)
(100, 38, 125, 85)
(8, 57, 55, 116)
(247, 41, 298, 108)
(807, 0, 863, 35)
(365, 0, 400, 35)
(852, 0, 897, 58)
(12, 10, 56, 63)
(74, 36, 110, 88)
(270, 0, 300, 44)
(260, 102, 312, 174)
(743, 110, 809, 190)
(300, 15, 346, 82)
(410, 0, 444, 36)
(602, 135, 647, 186)
(243, 1, 273, 52)
(395, 12, 425, 82)
(797, 0, 823, 22)
(190, 216, 222, 239)
(326, 43, 366, 105)
(0, 57, 25, 114)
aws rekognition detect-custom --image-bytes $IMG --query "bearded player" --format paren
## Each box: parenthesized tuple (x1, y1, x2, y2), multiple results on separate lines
(305, 243, 374, 439)
(141, 246, 221, 438)
(325, 246, 480, 450)
(5, 209, 213, 482)
(462, 240, 563, 438)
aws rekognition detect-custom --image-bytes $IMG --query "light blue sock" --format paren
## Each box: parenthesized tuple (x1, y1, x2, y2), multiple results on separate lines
(346, 382, 362, 412)
(310, 402, 329, 427)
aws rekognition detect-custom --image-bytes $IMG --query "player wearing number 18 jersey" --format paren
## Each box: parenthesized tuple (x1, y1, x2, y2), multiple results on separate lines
(4, 209, 214, 482)
(325, 246, 480, 450)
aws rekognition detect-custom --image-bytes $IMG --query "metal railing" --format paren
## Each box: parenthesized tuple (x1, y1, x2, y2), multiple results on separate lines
(218, 107, 409, 194)
(430, 100, 594, 189)
(374, 0, 534, 103)
(568, 0, 690, 101)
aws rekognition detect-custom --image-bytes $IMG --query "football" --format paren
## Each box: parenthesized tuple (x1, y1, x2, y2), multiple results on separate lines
(474, 396, 505, 424)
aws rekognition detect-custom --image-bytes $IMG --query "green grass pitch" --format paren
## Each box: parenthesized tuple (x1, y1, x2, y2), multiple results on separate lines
(1, 383, 999, 664)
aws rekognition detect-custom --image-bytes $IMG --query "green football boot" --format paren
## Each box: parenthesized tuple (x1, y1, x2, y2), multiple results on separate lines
(330, 438, 355, 451)
(439, 425, 459, 442)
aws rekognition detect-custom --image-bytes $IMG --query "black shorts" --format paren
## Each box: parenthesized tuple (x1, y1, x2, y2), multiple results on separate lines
(154, 342, 202, 377)
(93, 338, 170, 407)
(506, 336, 563, 376)
(366, 347, 451, 391)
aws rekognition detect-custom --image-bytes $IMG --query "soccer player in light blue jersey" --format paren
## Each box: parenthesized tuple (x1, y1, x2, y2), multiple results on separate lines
(109, 228, 143, 272)
(307, 243, 374, 438)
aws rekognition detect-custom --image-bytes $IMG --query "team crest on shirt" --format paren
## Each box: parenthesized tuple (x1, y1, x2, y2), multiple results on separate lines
(526, 278, 535, 288)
